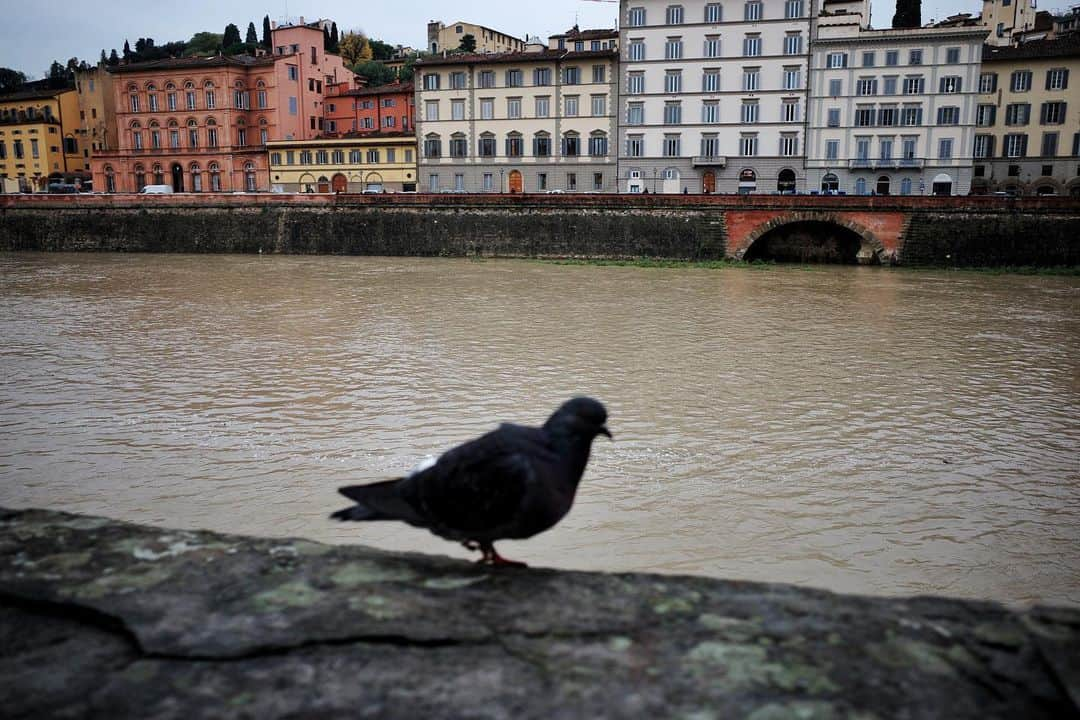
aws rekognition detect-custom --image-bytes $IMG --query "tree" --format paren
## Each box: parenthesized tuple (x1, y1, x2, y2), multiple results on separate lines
(892, 0, 921, 28)
(338, 31, 365, 65)
(246, 22, 258, 45)
(47, 60, 72, 88)
(330, 22, 340, 52)
(262, 15, 272, 47)
(186, 32, 223, 56)
(458, 34, 477, 52)
(100, 49, 108, 65)
(359, 37, 374, 61)
(352, 60, 397, 88)
(369, 38, 395, 60)
(223, 23, 242, 48)
(108, 49, 120, 66)
(0, 67, 27, 92)
(123, 40, 131, 61)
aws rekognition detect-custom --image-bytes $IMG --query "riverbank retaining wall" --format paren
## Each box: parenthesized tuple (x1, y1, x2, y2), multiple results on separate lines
(0, 194, 1077, 266)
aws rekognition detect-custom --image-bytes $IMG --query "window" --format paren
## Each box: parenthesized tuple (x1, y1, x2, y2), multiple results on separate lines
(703, 70, 720, 92)
(909, 49, 922, 65)
(506, 134, 524, 157)
(258, 90, 267, 108)
(207, 126, 218, 147)
(901, 105, 922, 125)
(779, 134, 798, 156)
(704, 36, 721, 58)
(825, 140, 839, 160)
(479, 135, 497, 157)
(1042, 132, 1058, 157)
(1046, 68, 1069, 91)
(167, 92, 177, 111)
(628, 6, 646, 26)
(332, 149, 345, 164)
(784, 33, 802, 55)
(536, 96, 550, 118)
(785, 0, 803, 18)
(132, 131, 143, 150)
(449, 135, 467, 157)
(593, 65, 606, 83)
(423, 73, 440, 91)
(862, 51, 875, 68)
(480, 98, 494, 120)
(507, 97, 521, 119)
(349, 150, 361, 163)
(744, 1, 762, 21)
(741, 100, 759, 123)
(537, 173, 547, 191)
(591, 95, 606, 116)
(148, 94, 159, 112)
(315, 149, 328, 164)
(665, 37, 682, 60)
(588, 134, 608, 157)
(593, 173, 604, 191)
(782, 99, 800, 122)
(562, 67, 580, 85)
(129, 94, 140, 112)
(1004, 133, 1027, 157)
(885, 50, 899, 66)
(451, 99, 465, 120)
(903, 76, 924, 94)
(567, 173, 577, 191)
(1005, 103, 1030, 125)
(976, 104, 996, 126)
(857, 78, 877, 96)
(478, 71, 495, 88)
(743, 35, 761, 57)
(663, 101, 682, 124)
(628, 72, 645, 94)
(705, 3, 722, 22)
(1041, 101, 1066, 125)
(565, 96, 579, 116)
(827, 52, 848, 69)
(1011, 70, 1032, 92)
(507, 69, 524, 87)
(827, 108, 841, 127)
(629, 40, 646, 61)
(979, 73, 997, 93)
(628, 102, 644, 125)
(666, 5, 684, 24)
(237, 128, 247, 146)
(939, 138, 953, 160)
(855, 106, 875, 126)
(288, 96, 298, 115)
(665, 70, 682, 93)
(883, 77, 898, 95)
(973, 134, 994, 158)
(169, 129, 180, 148)
(561, 133, 579, 156)
(743, 68, 760, 91)
(663, 134, 681, 156)
(483, 173, 494, 191)
(150, 129, 160, 149)
(902, 137, 918, 161)
(299, 150, 313, 164)
(739, 133, 758, 156)
(937, 106, 959, 125)
(828, 79, 842, 96)
(425, 101, 439, 121)
(423, 135, 441, 158)
(533, 134, 551, 157)
(856, 137, 870, 160)
(878, 107, 897, 126)
(701, 134, 720, 157)
(288, 66, 298, 81)
(428, 174, 439, 192)
(626, 134, 644, 157)
(939, 76, 962, 93)
(702, 101, 719, 123)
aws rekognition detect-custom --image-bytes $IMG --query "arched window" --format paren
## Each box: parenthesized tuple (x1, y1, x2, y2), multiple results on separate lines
(821, 172, 839, 193)
(208, 162, 221, 192)
(450, 132, 467, 158)
(165, 83, 178, 111)
(532, 131, 550, 157)
(244, 161, 257, 192)
(876, 175, 891, 195)
(777, 168, 796, 193)
(190, 163, 202, 192)
(423, 133, 441, 158)
(258, 117, 269, 144)
(186, 118, 199, 148)
(205, 118, 218, 148)
(134, 164, 146, 190)
(152, 163, 164, 185)
(855, 177, 867, 195)
(130, 119, 143, 150)
(562, 131, 580, 157)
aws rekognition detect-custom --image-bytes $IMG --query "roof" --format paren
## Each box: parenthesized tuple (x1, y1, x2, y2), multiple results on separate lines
(982, 34, 1080, 61)
(336, 82, 414, 97)
(417, 48, 617, 67)
(549, 27, 618, 41)
(107, 54, 275, 74)
(266, 131, 417, 147)
(0, 85, 75, 102)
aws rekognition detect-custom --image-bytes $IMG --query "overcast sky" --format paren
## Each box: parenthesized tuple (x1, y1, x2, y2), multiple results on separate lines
(3, 0, 1074, 79)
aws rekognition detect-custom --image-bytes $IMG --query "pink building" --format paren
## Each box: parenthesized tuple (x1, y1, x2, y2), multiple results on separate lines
(93, 21, 354, 193)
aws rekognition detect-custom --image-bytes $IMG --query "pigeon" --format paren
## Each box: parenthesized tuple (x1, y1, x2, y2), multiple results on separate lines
(331, 397, 611, 567)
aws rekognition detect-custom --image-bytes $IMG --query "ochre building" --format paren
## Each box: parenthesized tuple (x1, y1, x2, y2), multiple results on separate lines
(267, 132, 418, 192)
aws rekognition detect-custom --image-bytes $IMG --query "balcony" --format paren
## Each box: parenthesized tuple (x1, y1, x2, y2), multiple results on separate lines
(847, 158, 924, 170)
(692, 155, 727, 167)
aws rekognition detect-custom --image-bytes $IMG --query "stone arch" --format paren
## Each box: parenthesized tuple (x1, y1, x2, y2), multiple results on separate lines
(738, 211, 890, 265)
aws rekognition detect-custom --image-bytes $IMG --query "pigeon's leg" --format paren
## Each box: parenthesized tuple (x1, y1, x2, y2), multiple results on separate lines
(478, 542, 528, 568)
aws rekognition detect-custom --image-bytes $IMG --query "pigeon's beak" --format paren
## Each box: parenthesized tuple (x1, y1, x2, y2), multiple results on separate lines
(599, 426, 612, 440)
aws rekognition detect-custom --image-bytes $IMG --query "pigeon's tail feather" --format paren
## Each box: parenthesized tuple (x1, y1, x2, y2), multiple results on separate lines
(331, 479, 425, 525)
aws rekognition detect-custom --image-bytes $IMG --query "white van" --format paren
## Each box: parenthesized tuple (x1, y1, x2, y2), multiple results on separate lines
(140, 184, 174, 194)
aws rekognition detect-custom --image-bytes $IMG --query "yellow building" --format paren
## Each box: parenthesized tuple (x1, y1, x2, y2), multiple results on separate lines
(427, 20, 526, 55)
(75, 66, 117, 158)
(0, 85, 83, 191)
(267, 133, 418, 192)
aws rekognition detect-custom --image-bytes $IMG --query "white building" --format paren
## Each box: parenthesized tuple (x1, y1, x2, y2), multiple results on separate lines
(806, 0, 988, 196)
(415, 35, 619, 193)
(619, 0, 812, 194)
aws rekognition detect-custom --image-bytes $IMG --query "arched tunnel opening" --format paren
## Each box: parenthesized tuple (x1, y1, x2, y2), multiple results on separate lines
(743, 221, 874, 265)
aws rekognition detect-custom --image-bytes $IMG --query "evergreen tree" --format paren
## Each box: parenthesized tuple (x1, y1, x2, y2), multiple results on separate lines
(262, 15, 272, 47)
(100, 49, 107, 65)
(122, 40, 131, 61)
(108, 49, 120, 66)
(458, 34, 477, 52)
(330, 22, 340, 52)
(223, 23, 242, 48)
(246, 22, 258, 45)
(892, 0, 922, 28)
(324, 26, 332, 51)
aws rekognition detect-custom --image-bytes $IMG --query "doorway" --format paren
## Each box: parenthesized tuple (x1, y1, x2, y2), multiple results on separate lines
(508, 170, 523, 193)
(702, 171, 716, 194)
(171, 163, 184, 192)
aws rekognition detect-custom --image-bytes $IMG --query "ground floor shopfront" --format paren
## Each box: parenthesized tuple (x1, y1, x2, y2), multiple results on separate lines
(91, 150, 269, 194)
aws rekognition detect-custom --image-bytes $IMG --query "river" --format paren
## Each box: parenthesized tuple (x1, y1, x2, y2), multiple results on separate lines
(1, 253, 1077, 607)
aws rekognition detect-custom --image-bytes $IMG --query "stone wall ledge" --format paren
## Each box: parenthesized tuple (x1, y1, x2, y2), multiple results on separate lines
(2, 506, 1077, 719)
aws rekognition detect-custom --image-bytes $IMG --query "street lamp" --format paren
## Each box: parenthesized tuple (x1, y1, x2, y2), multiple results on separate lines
(500, 168, 504, 194)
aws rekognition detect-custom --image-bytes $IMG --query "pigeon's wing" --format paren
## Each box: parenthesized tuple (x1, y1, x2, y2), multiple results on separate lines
(407, 424, 557, 538)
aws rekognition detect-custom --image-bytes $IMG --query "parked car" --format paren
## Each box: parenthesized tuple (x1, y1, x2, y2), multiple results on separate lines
(140, 184, 174, 194)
